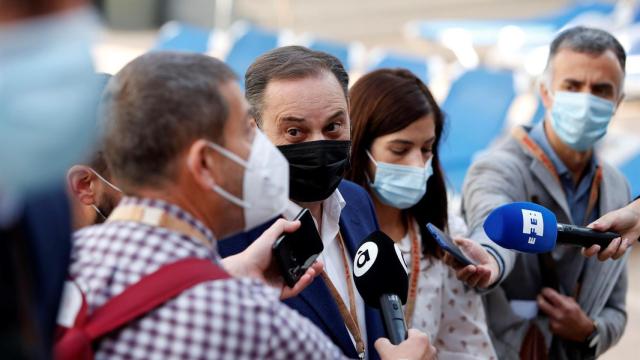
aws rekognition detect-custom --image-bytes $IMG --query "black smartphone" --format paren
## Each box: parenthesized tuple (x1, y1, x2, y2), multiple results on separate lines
(272, 209, 324, 288)
(426, 223, 477, 266)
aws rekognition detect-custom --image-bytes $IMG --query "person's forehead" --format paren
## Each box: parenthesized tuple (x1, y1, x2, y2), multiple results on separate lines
(381, 115, 436, 142)
(550, 48, 624, 85)
(262, 72, 347, 120)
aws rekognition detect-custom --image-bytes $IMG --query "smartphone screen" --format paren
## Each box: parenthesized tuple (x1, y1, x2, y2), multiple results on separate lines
(272, 209, 324, 287)
(426, 223, 476, 266)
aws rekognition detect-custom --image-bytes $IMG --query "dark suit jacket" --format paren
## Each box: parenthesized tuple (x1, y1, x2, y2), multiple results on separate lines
(0, 185, 71, 358)
(218, 180, 386, 359)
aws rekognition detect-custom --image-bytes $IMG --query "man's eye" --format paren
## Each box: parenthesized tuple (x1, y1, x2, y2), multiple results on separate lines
(565, 83, 579, 92)
(287, 128, 300, 136)
(326, 122, 342, 132)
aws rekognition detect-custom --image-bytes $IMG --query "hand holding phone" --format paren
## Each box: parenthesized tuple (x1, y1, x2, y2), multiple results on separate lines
(272, 209, 324, 287)
(426, 223, 476, 266)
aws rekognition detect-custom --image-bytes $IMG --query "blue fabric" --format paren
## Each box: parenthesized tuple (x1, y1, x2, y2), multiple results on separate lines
(226, 25, 278, 86)
(153, 22, 212, 53)
(309, 39, 350, 72)
(218, 180, 385, 360)
(439, 67, 515, 192)
(367, 52, 429, 84)
(0, 185, 72, 357)
(528, 122, 599, 225)
(620, 154, 640, 199)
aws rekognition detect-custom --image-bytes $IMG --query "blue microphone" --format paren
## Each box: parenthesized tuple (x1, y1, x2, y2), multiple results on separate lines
(483, 202, 620, 253)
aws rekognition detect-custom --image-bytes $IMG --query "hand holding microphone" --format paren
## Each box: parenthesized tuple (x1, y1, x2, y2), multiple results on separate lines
(483, 202, 622, 253)
(584, 199, 640, 260)
(352, 230, 409, 344)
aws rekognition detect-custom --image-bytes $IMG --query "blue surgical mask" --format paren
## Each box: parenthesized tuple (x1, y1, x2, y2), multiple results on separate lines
(550, 91, 615, 151)
(367, 151, 433, 209)
(0, 8, 101, 199)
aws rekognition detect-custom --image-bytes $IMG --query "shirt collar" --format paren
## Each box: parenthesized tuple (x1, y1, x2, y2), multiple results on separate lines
(282, 189, 346, 243)
(282, 189, 346, 219)
(528, 121, 597, 178)
(117, 196, 217, 251)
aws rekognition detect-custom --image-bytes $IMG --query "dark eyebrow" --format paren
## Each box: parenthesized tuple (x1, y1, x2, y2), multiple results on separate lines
(325, 110, 346, 124)
(279, 116, 306, 125)
(592, 82, 615, 92)
(563, 78, 584, 86)
(424, 136, 436, 144)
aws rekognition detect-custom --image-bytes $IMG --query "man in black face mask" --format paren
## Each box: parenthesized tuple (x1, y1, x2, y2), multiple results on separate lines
(218, 46, 390, 360)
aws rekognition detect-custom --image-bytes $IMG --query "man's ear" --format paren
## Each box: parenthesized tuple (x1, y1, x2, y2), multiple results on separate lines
(186, 140, 224, 191)
(539, 80, 553, 111)
(67, 165, 98, 206)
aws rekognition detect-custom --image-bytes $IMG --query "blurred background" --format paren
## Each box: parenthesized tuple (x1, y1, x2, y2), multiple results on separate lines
(91, 0, 639, 357)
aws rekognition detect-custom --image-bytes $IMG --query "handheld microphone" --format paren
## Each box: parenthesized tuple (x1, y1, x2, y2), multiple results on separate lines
(483, 202, 620, 253)
(352, 231, 409, 345)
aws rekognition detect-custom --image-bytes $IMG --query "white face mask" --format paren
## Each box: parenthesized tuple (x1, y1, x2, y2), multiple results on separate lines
(207, 130, 290, 232)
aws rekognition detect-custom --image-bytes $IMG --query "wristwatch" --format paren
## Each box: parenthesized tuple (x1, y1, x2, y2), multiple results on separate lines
(586, 320, 600, 349)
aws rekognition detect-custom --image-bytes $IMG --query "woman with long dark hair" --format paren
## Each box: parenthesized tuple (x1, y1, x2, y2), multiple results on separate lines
(347, 68, 496, 359)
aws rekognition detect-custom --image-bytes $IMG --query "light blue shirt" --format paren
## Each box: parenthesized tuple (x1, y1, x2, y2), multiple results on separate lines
(528, 122, 600, 225)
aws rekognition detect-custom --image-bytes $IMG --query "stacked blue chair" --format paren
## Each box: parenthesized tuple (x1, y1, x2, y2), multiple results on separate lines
(226, 23, 279, 82)
(153, 22, 212, 53)
(308, 38, 351, 71)
(439, 68, 516, 192)
(621, 154, 640, 199)
(367, 51, 430, 84)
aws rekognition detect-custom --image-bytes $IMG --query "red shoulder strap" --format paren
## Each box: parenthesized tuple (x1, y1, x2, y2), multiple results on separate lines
(84, 258, 229, 340)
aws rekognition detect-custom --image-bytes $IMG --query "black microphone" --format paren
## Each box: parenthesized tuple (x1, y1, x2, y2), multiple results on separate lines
(556, 223, 620, 248)
(352, 231, 409, 345)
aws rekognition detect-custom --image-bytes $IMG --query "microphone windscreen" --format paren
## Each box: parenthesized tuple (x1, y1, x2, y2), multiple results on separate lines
(483, 202, 557, 253)
(352, 231, 409, 308)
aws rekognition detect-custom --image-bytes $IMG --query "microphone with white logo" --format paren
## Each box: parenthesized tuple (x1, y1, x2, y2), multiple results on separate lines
(352, 231, 409, 345)
(483, 202, 620, 253)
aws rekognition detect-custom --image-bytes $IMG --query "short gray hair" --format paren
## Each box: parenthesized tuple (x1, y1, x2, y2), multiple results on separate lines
(102, 52, 236, 190)
(245, 45, 349, 125)
(543, 26, 626, 90)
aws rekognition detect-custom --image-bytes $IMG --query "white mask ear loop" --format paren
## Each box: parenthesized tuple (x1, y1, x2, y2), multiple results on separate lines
(365, 150, 379, 184)
(91, 204, 107, 220)
(366, 150, 378, 166)
(89, 168, 122, 193)
(205, 141, 252, 209)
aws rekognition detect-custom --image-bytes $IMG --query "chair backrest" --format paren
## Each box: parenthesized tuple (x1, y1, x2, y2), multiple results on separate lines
(225, 23, 279, 83)
(531, 98, 546, 125)
(620, 153, 640, 199)
(439, 68, 516, 192)
(308, 38, 351, 71)
(367, 51, 430, 84)
(153, 22, 212, 53)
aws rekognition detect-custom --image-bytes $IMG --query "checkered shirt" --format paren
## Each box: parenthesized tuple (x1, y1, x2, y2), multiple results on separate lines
(70, 197, 346, 359)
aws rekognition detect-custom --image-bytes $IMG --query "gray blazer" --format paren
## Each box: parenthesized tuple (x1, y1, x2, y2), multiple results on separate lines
(462, 127, 630, 359)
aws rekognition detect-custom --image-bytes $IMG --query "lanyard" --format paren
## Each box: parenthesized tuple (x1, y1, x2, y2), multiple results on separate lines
(107, 204, 212, 248)
(403, 219, 421, 327)
(513, 128, 602, 298)
(321, 231, 365, 359)
(512, 127, 602, 225)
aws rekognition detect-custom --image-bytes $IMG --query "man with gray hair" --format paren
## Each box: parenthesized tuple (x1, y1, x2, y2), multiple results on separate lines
(459, 26, 629, 359)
